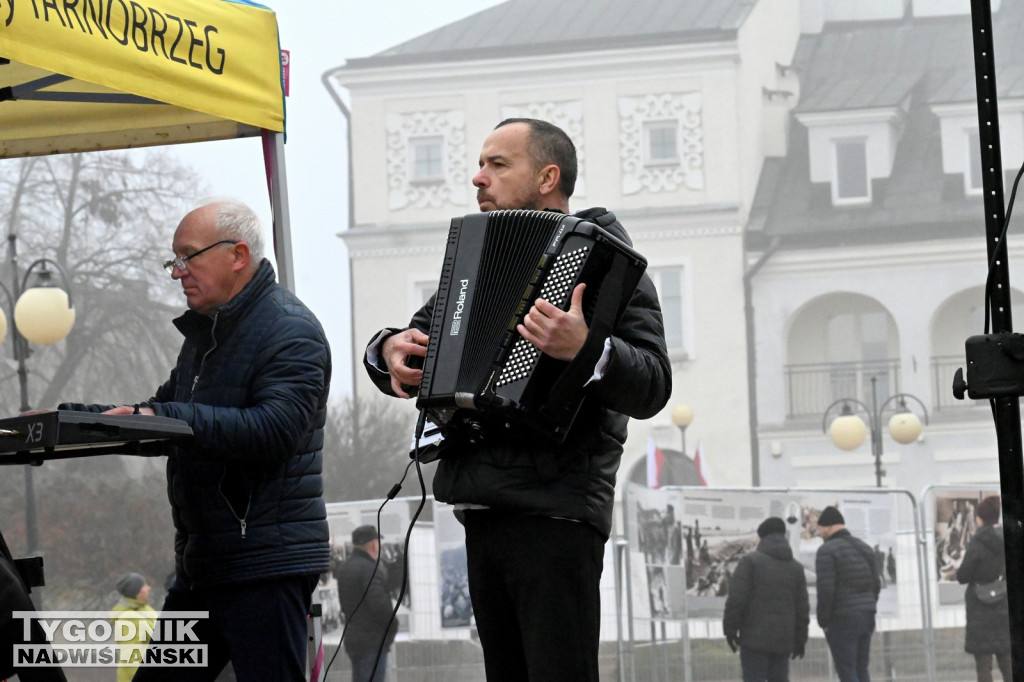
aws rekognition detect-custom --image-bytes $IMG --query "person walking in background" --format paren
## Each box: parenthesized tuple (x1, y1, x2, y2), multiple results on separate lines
(336, 525, 398, 682)
(723, 517, 809, 682)
(110, 572, 156, 682)
(957, 495, 1011, 682)
(814, 506, 880, 682)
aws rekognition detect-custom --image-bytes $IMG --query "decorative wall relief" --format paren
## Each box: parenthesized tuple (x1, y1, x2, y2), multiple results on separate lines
(386, 110, 468, 210)
(619, 93, 704, 194)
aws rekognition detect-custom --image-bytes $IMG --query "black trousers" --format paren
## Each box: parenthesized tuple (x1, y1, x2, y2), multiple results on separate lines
(464, 510, 606, 682)
(133, 574, 317, 682)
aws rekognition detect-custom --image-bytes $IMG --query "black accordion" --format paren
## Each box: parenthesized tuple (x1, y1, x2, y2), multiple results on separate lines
(415, 210, 647, 449)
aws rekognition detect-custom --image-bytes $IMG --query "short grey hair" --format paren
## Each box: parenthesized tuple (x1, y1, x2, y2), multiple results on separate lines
(210, 199, 265, 263)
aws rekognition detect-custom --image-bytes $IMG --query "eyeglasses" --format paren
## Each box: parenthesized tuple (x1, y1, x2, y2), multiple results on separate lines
(163, 240, 239, 273)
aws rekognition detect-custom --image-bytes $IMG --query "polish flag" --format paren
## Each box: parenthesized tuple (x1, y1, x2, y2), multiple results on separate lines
(646, 437, 664, 489)
(693, 440, 710, 486)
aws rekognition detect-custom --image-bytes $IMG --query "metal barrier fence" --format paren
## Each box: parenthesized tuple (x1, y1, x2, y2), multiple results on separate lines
(618, 486, 925, 682)
(314, 485, 1000, 681)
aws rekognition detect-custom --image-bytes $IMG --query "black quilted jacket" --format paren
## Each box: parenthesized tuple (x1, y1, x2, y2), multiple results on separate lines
(365, 208, 671, 539)
(814, 529, 880, 628)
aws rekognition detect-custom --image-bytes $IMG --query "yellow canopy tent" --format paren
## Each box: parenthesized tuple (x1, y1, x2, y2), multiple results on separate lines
(0, 0, 296, 287)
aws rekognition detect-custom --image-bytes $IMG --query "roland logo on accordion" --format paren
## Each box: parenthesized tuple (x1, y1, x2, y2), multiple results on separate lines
(415, 209, 647, 455)
(449, 278, 470, 336)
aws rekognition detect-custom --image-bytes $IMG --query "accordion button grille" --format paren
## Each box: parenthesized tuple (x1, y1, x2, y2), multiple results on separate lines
(497, 246, 589, 387)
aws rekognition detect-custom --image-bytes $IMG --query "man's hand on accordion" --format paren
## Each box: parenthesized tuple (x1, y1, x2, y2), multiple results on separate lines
(518, 283, 589, 361)
(382, 328, 429, 398)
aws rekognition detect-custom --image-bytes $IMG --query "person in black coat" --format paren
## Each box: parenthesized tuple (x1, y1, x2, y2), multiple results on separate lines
(956, 495, 1011, 682)
(364, 118, 670, 681)
(723, 517, 809, 682)
(336, 526, 398, 682)
(814, 506, 880, 682)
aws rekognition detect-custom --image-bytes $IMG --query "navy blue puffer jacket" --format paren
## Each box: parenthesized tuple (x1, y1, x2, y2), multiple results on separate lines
(62, 260, 332, 586)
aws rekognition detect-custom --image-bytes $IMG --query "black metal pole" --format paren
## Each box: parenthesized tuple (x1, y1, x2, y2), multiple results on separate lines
(870, 377, 884, 489)
(968, 3, 1024, 680)
(867, 377, 895, 681)
(6, 234, 39, 565)
(18, 341, 37, 563)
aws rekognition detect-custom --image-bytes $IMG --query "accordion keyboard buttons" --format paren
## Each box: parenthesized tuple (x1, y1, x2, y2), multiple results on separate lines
(496, 246, 589, 388)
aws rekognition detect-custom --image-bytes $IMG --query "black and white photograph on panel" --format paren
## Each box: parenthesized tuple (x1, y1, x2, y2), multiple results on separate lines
(677, 489, 786, 617)
(434, 499, 474, 628)
(625, 482, 688, 620)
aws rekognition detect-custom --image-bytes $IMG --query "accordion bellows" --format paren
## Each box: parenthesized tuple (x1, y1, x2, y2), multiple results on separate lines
(416, 210, 646, 446)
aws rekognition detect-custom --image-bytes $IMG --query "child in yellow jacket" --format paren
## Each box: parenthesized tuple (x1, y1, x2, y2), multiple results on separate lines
(110, 572, 157, 682)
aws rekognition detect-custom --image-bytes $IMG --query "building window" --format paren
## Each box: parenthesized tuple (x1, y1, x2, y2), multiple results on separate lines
(386, 109, 467, 210)
(409, 137, 443, 183)
(826, 310, 891, 401)
(414, 280, 437, 312)
(649, 266, 691, 357)
(620, 93, 704, 193)
(834, 138, 869, 203)
(966, 128, 983, 194)
(644, 120, 679, 166)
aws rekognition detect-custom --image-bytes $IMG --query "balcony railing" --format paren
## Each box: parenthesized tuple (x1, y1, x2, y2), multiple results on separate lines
(784, 359, 901, 419)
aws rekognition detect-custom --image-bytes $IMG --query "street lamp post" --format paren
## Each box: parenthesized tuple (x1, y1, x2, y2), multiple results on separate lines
(671, 404, 694, 456)
(668, 403, 696, 682)
(822, 376, 928, 488)
(0, 235, 76, 565)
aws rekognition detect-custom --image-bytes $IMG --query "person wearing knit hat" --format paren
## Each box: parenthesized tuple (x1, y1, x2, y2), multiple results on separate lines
(115, 572, 147, 600)
(975, 495, 1002, 527)
(817, 506, 845, 528)
(957, 495, 1011, 681)
(756, 516, 787, 539)
(723, 516, 809, 681)
(111, 572, 156, 682)
(814, 506, 881, 681)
